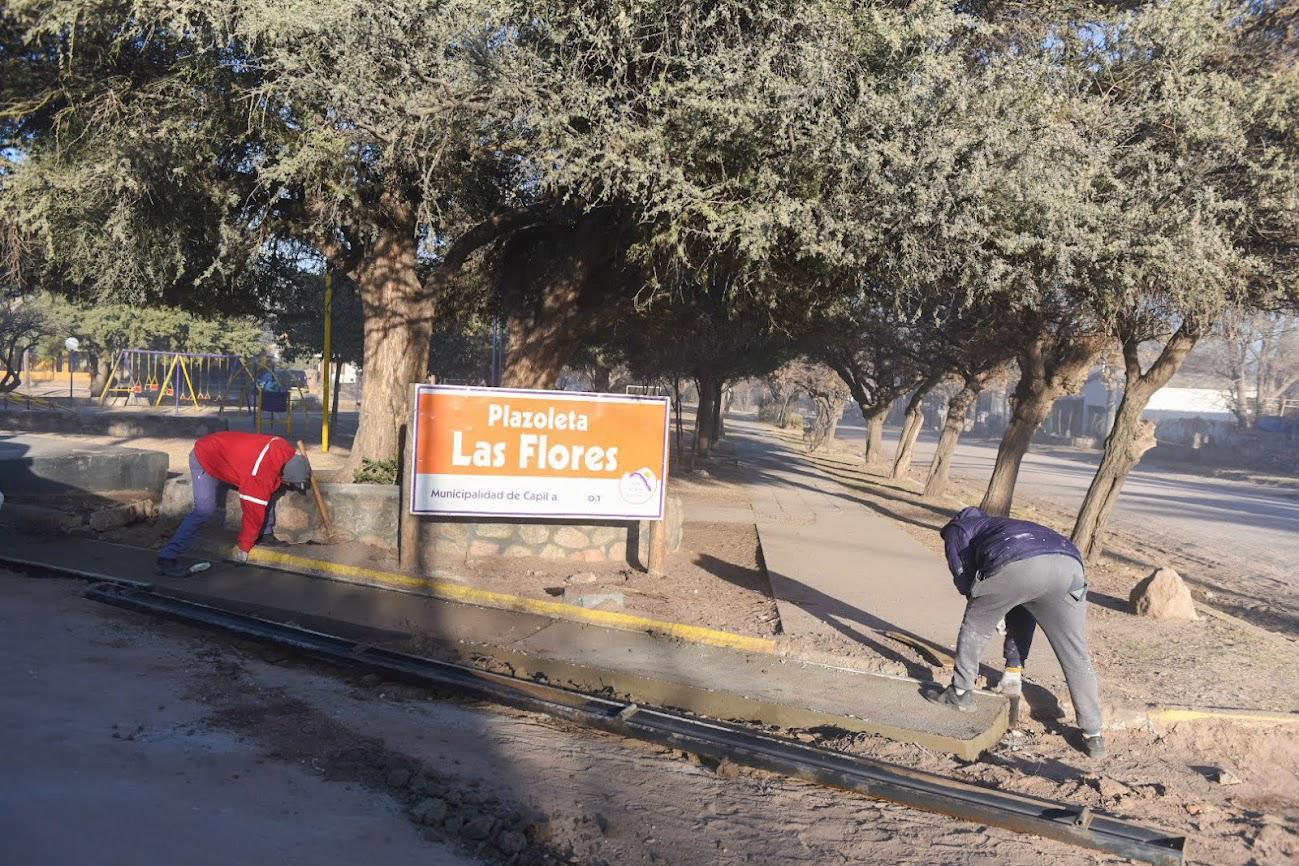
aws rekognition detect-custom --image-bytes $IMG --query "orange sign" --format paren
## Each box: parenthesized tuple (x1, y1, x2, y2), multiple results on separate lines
(410, 385, 670, 519)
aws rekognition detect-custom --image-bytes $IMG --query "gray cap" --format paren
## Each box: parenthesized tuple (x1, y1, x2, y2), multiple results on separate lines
(282, 453, 312, 490)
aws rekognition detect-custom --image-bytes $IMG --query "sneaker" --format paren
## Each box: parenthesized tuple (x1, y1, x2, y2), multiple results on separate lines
(924, 684, 976, 712)
(154, 557, 191, 578)
(258, 536, 287, 548)
(1083, 734, 1107, 759)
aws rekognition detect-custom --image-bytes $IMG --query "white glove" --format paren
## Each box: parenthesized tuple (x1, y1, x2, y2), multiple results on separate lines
(232, 547, 250, 565)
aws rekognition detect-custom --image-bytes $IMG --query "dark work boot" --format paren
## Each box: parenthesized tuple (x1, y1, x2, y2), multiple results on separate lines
(258, 535, 287, 548)
(154, 557, 190, 578)
(924, 684, 976, 712)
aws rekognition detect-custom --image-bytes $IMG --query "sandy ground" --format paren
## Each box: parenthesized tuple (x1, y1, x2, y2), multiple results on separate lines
(831, 420, 1299, 638)
(6, 572, 1298, 866)
(776, 436, 1299, 714)
(463, 520, 781, 638)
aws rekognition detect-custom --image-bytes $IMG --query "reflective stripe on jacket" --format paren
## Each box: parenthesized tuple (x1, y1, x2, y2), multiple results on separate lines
(194, 431, 296, 551)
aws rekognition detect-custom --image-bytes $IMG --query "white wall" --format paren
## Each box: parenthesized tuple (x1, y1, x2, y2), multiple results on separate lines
(1143, 387, 1233, 421)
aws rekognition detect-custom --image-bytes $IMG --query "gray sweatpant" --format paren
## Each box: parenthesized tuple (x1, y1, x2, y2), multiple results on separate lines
(953, 554, 1103, 735)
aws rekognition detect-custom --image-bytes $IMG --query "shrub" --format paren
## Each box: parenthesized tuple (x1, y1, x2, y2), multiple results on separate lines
(353, 458, 398, 485)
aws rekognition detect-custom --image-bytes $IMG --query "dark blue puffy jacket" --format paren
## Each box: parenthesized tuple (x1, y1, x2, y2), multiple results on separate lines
(940, 507, 1083, 596)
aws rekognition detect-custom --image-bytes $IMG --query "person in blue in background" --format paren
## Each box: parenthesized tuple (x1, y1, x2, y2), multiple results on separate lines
(926, 506, 1106, 758)
(255, 370, 283, 392)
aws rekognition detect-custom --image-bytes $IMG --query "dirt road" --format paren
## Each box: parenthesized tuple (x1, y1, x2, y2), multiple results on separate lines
(0, 571, 1159, 866)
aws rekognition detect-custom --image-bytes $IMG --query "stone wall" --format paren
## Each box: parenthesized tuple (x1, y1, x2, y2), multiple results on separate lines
(0, 408, 228, 439)
(424, 506, 685, 568)
(183, 480, 683, 568)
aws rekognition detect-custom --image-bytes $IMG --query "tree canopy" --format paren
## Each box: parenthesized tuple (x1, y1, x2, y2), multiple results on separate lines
(2, 0, 1297, 555)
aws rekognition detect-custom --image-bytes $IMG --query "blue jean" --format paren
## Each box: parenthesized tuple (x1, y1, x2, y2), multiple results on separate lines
(159, 450, 274, 559)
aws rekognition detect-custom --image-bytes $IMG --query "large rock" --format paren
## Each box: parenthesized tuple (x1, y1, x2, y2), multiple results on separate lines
(411, 797, 448, 826)
(1129, 567, 1198, 621)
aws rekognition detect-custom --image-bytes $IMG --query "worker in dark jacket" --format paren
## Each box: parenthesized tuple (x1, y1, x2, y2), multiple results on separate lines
(926, 506, 1105, 758)
(156, 431, 311, 577)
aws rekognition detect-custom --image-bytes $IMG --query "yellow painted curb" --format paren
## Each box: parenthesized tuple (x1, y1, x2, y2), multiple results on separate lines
(1146, 706, 1299, 726)
(246, 548, 780, 656)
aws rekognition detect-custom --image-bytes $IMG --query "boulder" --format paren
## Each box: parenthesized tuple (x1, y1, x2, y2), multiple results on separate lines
(1129, 567, 1198, 621)
(88, 498, 156, 532)
(496, 830, 528, 855)
(411, 797, 448, 826)
(461, 814, 496, 841)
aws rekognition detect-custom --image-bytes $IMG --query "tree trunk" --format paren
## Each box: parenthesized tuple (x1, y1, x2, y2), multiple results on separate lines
(924, 381, 981, 499)
(500, 214, 614, 390)
(979, 385, 1057, 516)
(346, 217, 430, 474)
(500, 278, 585, 389)
(695, 373, 718, 456)
(89, 353, 112, 397)
(0, 337, 20, 393)
(1071, 328, 1199, 560)
(891, 376, 940, 480)
(777, 393, 793, 427)
(673, 377, 685, 461)
(712, 380, 725, 441)
(330, 355, 343, 430)
(980, 335, 1104, 515)
(1236, 367, 1253, 428)
(862, 407, 888, 470)
(827, 396, 844, 443)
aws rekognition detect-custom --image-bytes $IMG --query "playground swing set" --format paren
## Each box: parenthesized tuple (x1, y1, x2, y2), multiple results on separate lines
(81, 269, 338, 450)
(96, 349, 298, 433)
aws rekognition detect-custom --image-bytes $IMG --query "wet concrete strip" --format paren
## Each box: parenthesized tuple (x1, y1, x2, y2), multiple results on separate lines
(0, 536, 1008, 759)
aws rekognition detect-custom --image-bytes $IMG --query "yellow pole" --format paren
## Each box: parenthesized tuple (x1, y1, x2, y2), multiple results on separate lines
(179, 356, 200, 410)
(256, 388, 264, 434)
(154, 355, 177, 407)
(97, 351, 123, 405)
(322, 269, 333, 452)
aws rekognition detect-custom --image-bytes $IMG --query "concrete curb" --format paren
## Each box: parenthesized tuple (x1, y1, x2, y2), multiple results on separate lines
(1127, 706, 1299, 727)
(227, 547, 1010, 758)
(239, 547, 953, 683)
(243, 547, 782, 656)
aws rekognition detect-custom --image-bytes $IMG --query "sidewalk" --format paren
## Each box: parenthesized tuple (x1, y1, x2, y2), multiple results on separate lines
(722, 419, 1067, 686)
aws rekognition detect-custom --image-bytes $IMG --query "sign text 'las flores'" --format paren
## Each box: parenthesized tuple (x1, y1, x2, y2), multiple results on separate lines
(410, 385, 670, 519)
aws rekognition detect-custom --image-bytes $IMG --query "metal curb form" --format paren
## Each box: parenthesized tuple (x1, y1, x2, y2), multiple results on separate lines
(83, 580, 1186, 866)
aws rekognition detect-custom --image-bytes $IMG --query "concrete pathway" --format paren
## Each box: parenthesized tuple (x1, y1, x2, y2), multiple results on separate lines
(727, 419, 1065, 683)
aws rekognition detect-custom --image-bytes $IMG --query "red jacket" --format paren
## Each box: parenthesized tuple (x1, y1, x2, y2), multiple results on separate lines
(194, 431, 297, 552)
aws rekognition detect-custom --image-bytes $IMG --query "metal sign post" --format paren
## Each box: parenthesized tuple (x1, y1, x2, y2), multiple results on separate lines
(64, 337, 80, 399)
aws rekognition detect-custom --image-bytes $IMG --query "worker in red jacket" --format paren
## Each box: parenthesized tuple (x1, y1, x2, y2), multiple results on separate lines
(156, 431, 312, 577)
